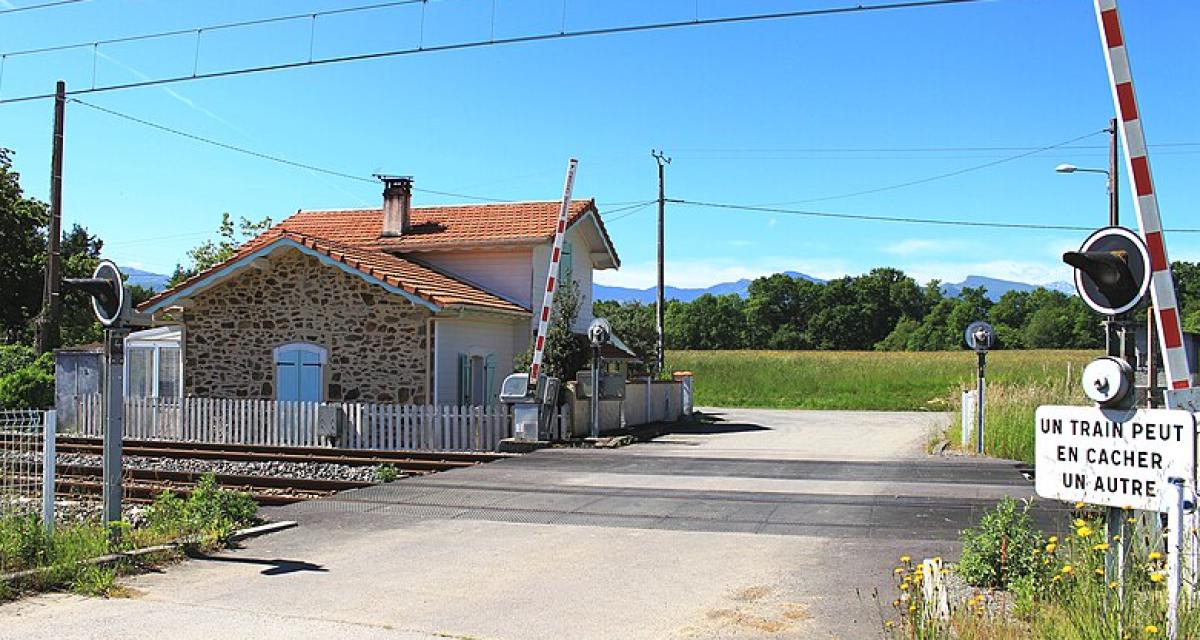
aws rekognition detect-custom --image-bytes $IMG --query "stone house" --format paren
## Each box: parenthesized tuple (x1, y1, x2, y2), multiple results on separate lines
(139, 177, 621, 406)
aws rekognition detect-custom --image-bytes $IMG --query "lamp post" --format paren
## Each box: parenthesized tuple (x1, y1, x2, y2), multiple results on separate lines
(1055, 119, 1119, 227)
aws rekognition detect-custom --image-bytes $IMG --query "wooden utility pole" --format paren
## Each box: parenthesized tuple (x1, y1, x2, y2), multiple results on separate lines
(35, 80, 66, 355)
(651, 149, 670, 376)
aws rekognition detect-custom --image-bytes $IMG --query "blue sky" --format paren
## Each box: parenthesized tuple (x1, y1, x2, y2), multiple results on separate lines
(1, 0, 1197, 289)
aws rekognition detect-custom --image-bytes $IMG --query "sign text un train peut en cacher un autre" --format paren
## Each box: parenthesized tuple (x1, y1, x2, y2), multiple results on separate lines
(1034, 406, 1196, 512)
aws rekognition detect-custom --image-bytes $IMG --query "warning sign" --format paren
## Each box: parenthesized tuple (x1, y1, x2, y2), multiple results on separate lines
(1035, 405, 1196, 511)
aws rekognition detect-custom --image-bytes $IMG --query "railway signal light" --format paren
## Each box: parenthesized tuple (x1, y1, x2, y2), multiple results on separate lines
(1062, 227, 1151, 316)
(61, 260, 127, 327)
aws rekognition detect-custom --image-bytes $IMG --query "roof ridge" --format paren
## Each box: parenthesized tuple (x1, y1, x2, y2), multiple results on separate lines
(295, 197, 596, 214)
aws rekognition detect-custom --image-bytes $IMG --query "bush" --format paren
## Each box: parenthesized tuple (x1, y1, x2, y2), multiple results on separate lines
(374, 464, 398, 483)
(0, 344, 36, 378)
(957, 497, 1043, 589)
(144, 474, 258, 543)
(0, 352, 54, 409)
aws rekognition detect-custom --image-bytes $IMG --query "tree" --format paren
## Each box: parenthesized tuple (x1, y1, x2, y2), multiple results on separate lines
(0, 149, 49, 344)
(593, 299, 656, 374)
(168, 212, 273, 287)
(665, 294, 745, 349)
(514, 278, 590, 382)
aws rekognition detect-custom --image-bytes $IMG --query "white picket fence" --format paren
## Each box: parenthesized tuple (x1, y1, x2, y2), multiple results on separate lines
(68, 395, 536, 452)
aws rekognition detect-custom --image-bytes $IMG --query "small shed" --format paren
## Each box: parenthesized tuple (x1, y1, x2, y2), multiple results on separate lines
(54, 345, 101, 430)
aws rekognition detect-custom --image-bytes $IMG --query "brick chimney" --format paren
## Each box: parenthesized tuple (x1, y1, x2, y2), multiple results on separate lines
(378, 175, 412, 238)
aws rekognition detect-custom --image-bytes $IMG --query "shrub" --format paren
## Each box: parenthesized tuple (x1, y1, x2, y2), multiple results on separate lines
(0, 352, 54, 409)
(144, 474, 258, 542)
(0, 344, 36, 378)
(957, 497, 1043, 589)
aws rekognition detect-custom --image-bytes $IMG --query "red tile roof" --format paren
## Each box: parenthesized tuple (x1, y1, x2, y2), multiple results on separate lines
(141, 199, 617, 315)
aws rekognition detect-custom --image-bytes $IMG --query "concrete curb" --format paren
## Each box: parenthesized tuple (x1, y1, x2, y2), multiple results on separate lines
(0, 520, 298, 585)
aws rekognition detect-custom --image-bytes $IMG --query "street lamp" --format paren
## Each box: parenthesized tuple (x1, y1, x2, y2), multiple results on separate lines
(1055, 119, 1119, 227)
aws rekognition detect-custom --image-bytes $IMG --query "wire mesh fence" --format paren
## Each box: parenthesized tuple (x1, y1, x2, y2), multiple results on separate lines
(0, 409, 53, 523)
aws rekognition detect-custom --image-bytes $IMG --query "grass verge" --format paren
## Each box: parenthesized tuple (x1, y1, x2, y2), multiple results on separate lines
(0, 473, 259, 599)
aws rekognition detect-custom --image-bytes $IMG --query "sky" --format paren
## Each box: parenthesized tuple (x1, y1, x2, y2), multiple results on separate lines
(0, 0, 1198, 290)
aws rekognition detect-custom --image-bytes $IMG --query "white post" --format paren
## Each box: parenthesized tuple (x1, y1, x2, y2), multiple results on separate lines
(42, 409, 56, 533)
(1166, 477, 1185, 640)
(960, 390, 973, 448)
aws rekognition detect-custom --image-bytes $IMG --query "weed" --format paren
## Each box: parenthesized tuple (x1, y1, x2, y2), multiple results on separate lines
(374, 464, 399, 483)
(71, 566, 118, 597)
(958, 498, 1043, 589)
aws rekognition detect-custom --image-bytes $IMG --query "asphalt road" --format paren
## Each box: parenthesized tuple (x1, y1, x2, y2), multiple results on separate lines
(1, 408, 1061, 640)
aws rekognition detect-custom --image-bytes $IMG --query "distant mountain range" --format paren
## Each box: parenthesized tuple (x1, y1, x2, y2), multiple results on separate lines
(128, 266, 1076, 303)
(124, 267, 172, 292)
(593, 271, 825, 303)
(595, 272, 1076, 303)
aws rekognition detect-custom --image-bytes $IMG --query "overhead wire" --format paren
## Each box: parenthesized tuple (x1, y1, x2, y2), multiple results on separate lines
(0, 0, 991, 105)
(667, 198, 1200, 233)
(0, 0, 88, 16)
(758, 130, 1109, 206)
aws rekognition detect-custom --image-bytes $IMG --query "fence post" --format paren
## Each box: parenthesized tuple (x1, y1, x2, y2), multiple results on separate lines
(960, 390, 974, 448)
(42, 410, 56, 533)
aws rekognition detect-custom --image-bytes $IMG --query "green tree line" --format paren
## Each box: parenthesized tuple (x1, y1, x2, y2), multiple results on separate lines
(597, 266, 1200, 358)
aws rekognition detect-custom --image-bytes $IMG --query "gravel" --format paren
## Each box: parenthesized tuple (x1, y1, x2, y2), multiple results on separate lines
(1, 450, 381, 483)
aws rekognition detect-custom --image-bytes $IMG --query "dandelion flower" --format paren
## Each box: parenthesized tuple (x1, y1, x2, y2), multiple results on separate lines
(885, 620, 894, 629)
(1109, 581, 1118, 589)
(894, 567, 904, 575)
(900, 583, 910, 591)
(1095, 568, 1105, 576)
(1046, 543, 1057, 553)
(1112, 535, 1121, 542)
(1049, 536, 1059, 543)
(1093, 543, 1110, 552)
(900, 555, 911, 563)
(1061, 565, 1073, 575)
(1127, 517, 1137, 524)
(1075, 501, 1086, 509)
(1145, 624, 1159, 635)
(1150, 551, 1163, 561)
(1074, 518, 1086, 528)
(1077, 526, 1094, 538)
(1150, 572, 1164, 583)
(1052, 575, 1061, 583)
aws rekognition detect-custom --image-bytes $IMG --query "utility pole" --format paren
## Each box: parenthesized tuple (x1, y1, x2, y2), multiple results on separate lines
(651, 149, 670, 377)
(1108, 116, 1119, 227)
(35, 80, 66, 355)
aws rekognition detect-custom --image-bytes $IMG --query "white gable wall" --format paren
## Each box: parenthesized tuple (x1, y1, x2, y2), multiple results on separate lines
(531, 224, 594, 334)
(420, 249, 533, 308)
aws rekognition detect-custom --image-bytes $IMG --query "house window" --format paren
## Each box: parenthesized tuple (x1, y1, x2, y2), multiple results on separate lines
(458, 353, 497, 406)
(558, 240, 573, 284)
(275, 343, 327, 402)
(124, 327, 183, 399)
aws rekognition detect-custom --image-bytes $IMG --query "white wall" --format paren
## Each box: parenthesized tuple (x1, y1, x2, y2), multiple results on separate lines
(421, 249, 533, 308)
(531, 225, 594, 334)
(434, 317, 524, 405)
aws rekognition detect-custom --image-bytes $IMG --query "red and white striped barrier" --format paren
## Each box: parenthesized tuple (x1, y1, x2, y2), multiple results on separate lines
(527, 158, 578, 393)
(1093, 0, 1197, 409)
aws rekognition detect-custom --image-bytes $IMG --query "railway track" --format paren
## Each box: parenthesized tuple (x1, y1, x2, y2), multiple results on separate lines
(1, 437, 512, 506)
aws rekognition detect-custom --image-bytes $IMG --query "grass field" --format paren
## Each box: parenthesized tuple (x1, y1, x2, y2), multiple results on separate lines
(666, 350, 1097, 463)
(667, 350, 1097, 411)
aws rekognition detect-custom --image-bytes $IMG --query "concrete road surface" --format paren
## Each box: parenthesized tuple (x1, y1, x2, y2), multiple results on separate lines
(1, 408, 1059, 640)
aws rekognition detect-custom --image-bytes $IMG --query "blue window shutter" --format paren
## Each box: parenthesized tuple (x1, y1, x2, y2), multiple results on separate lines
(484, 354, 497, 407)
(458, 354, 470, 406)
(276, 350, 300, 401)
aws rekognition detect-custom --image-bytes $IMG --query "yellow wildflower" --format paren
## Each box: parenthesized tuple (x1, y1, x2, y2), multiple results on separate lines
(1076, 526, 1094, 538)
(1150, 551, 1163, 561)
(1127, 517, 1137, 524)
(1052, 575, 1061, 583)
(1074, 518, 1086, 528)
(1095, 568, 1105, 576)
(1109, 581, 1118, 589)
(1112, 535, 1121, 542)
(1046, 543, 1058, 553)
(900, 555, 911, 563)
(885, 620, 894, 629)
(1075, 501, 1086, 509)
(1062, 565, 1074, 575)
(1048, 536, 1059, 543)
(900, 583, 910, 591)
(1093, 543, 1110, 552)
(1150, 572, 1165, 583)
(1145, 624, 1159, 635)
(894, 567, 904, 575)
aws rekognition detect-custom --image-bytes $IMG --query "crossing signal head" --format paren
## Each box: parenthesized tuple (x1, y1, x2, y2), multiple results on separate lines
(61, 260, 127, 327)
(1063, 227, 1151, 316)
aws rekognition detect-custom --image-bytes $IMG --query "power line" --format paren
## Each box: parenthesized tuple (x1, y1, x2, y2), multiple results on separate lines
(1, 0, 423, 58)
(672, 142, 1200, 154)
(602, 201, 656, 221)
(668, 198, 1200, 233)
(0, 0, 990, 105)
(69, 98, 527, 202)
(0, 0, 88, 16)
(759, 130, 1108, 206)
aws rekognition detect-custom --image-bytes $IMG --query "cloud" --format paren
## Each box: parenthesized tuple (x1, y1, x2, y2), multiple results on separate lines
(899, 259, 1074, 285)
